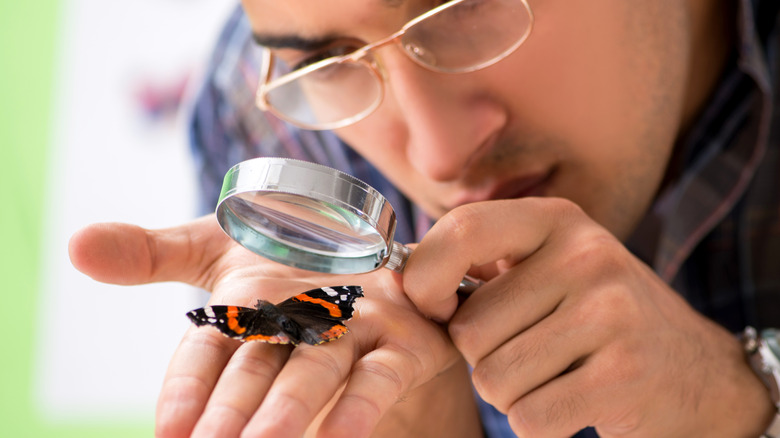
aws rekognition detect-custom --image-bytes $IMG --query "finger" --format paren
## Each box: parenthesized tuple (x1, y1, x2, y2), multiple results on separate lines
(448, 225, 593, 364)
(68, 215, 235, 288)
(190, 341, 290, 438)
(505, 359, 605, 438)
(156, 327, 242, 438)
(320, 354, 476, 438)
(317, 299, 461, 437)
(241, 339, 357, 437)
(404, 198, 584, 321)
(316, 346, 422, 437)
(447, 262, 560, 364)
(469, 302, 602, 413)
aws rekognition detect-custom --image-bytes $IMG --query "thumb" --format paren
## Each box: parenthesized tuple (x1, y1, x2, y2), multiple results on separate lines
(68, 215, 232, 288)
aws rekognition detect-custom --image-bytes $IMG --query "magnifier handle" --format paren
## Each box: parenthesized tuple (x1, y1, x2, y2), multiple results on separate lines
(386, 242, 484, 294)
(457, 275, 483, 295)
(385, 241, 414, 272)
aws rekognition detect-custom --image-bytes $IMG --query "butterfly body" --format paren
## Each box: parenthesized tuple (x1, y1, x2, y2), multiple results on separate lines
(186, 285, 363, 346)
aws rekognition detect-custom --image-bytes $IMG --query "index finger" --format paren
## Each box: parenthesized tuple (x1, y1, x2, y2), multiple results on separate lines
(403, 197, 580, 321)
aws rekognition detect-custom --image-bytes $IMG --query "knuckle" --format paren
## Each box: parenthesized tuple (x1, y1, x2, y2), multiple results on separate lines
(294, 347, 345, 382)
(564, 225, 640, 289)
(538, 196, 586, 225)
(565, 228, 625, 276)
(225, 347, 284, 382)
(436, 203, 484, 245)
(267, 390, 317, 424)
(470, 358, 510, 411)
(600, 341, 646, 384)
(159, 374, 211, 400)
(574, 284, 638, 332)
(469, 362, 493, 405)
(470, 337, 547, 413)
(354, 356, 407, 396)
(156, 374, 211, 438)
(449, 285, 513, 360)
(338, 392, 384, 419)
(195, 404, 250, 436)
(507, 393, 587, 437)
(448, 313, 481, 358)
(545, 394, 586, 426)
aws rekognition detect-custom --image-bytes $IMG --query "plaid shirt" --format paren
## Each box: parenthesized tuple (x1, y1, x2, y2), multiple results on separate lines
(625, 0, 780, 332)
(186, 1, 780, 436)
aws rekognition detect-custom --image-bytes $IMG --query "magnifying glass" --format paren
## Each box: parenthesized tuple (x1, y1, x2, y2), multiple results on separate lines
(215, 157, 481, 293)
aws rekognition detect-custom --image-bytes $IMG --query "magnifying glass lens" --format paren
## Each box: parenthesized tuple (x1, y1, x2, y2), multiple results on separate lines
(217, 157, 396, 275)
(228, 192, 386, 258)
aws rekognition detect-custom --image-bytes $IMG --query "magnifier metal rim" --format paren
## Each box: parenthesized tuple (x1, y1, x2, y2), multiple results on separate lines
(215, 157, 397, 274)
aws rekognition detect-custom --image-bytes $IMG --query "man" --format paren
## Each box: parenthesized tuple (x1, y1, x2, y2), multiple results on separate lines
(69, 0, 780, 436)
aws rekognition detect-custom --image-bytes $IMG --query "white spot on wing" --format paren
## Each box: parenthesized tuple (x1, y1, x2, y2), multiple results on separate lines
(204, 307, 216, 318)
(321, 287, 339, 297)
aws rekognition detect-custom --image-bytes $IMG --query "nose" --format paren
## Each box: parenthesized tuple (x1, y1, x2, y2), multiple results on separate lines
(382, 53, 507, 182)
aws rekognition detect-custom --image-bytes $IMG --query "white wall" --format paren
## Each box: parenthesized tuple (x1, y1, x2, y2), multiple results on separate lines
(36, 0, 236, 422)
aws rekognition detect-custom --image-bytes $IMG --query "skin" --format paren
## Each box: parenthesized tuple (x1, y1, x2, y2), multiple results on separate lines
(70, 219, 482, 437)
(69, 0, 777, 436)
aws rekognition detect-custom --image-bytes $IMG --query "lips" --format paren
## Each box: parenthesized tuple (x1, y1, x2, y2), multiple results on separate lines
(491, 171, 551, 200)
(445, 169, 553, 210)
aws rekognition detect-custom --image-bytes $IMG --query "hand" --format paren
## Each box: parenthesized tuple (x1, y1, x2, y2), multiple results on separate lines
(69, 216, 482, 438)
(403, 197, 775, 437)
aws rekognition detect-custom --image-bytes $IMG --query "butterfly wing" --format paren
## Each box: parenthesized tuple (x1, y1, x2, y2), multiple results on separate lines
(276, 286, 364, 345)
(186, 303, 293, 344)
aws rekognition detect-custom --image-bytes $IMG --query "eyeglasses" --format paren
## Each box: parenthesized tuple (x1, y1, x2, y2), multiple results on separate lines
(256, 0, 533, 131)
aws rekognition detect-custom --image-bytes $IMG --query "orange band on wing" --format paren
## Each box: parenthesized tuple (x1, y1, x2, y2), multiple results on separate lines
(319, 324, 348, 342)
(293, 294, 342, 317)
(226, 306, 247, 334)
(244, 333, 291, 344)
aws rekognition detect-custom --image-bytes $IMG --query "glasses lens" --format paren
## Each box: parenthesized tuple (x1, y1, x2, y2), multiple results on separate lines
(265, 58, 383, 129)
(401, 0, 532, 72)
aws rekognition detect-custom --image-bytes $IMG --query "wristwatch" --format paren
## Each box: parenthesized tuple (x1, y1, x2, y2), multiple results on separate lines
(742, 326, 780, 438)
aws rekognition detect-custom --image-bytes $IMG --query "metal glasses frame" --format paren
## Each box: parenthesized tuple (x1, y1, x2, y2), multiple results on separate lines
(255, 0, 533, 130)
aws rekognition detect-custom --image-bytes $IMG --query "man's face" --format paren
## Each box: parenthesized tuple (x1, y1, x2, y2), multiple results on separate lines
(242, 0, 699, 240)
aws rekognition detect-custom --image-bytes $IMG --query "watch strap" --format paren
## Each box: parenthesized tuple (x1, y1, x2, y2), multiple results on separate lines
(743, 326, 780, 438)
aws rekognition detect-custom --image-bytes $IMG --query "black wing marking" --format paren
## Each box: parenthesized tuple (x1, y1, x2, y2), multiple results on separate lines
(186, 304, 293, 344)
(276, 286, 364, 345)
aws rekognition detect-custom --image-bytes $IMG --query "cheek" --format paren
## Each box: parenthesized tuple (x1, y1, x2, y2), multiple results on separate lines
(494, 1, 687, 236)
(335, 111, 420, 192)
(335, 106, 407, 172)
(514, 2, 687, 150)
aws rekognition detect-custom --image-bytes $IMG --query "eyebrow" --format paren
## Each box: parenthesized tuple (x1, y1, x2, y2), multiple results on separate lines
(252, 33, 335, 51)
(251, 0, 407, 50)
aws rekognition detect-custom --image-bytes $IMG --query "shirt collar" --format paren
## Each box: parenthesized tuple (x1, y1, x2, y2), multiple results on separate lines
(627, 0, 776, 282)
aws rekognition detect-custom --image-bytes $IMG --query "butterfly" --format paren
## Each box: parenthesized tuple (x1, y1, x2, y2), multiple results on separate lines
(186, 285, 363, 346)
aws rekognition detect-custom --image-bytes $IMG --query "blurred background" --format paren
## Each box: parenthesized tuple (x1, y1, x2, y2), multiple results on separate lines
(1, 1, 235, 435)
